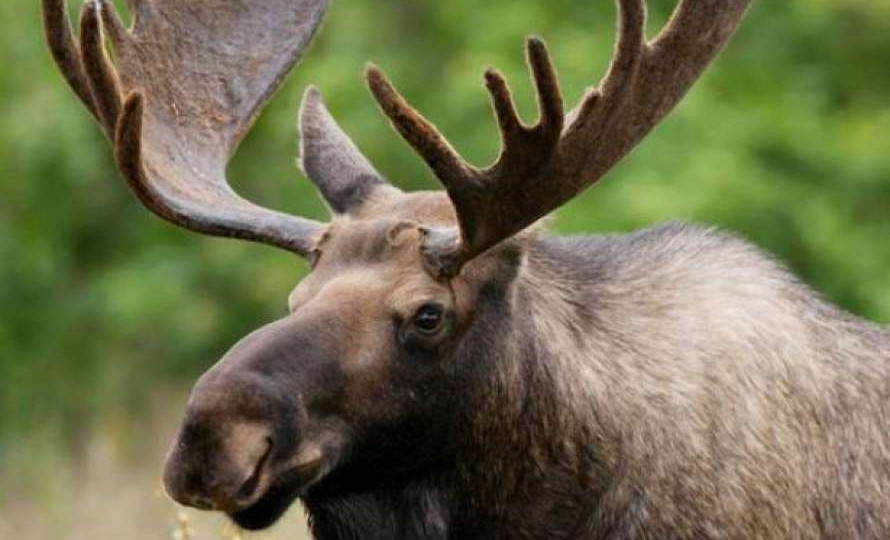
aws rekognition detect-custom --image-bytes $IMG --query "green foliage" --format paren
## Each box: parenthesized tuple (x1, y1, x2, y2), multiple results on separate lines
(0, 0, 888, 458)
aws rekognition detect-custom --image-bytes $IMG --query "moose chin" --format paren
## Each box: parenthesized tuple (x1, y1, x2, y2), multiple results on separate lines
(43, 0, 890, 538)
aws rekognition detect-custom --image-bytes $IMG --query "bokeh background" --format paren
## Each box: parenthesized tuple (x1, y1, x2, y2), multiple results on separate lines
(1, 0, 888, 538)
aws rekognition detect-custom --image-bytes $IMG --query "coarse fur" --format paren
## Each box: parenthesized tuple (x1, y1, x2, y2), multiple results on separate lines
(298, 221, 890, 540)
(294, 220, 890, 540)
(42, 0, 890, 538)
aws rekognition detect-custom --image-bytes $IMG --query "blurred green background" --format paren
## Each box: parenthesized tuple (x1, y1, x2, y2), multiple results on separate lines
(1, 0, 888, 537)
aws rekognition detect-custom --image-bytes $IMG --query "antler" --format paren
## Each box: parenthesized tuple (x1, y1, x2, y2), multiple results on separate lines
(367, 0, 753, 277)
(42, 0, 329, 256)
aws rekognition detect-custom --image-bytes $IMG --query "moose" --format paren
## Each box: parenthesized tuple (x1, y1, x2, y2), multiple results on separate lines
(43, 0, 890, 538)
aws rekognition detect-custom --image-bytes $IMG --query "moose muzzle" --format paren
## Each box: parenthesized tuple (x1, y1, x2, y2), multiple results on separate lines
(162, 370, 288, 513)
(161, 310, 345, 527)
(161, 316, 325, 515)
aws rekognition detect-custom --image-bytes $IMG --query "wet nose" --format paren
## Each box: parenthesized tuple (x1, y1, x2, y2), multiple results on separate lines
(161, 370, 292, 512)
(163, 411, 276, 512)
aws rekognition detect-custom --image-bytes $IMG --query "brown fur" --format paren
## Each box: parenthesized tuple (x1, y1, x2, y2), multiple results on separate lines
(453, 223, 890, 539)
(43, 0, 889, 537)
(162, 187, 889, 539)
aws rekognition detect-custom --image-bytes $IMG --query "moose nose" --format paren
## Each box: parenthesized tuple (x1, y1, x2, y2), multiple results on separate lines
(161, 366, 297, 513)
(163, 412, 276, 512)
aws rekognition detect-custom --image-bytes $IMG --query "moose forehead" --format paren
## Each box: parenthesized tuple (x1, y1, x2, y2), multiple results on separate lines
(316, 218, 424, 267)
(350, 190, 457, 224)
(313, 190, 458, 265)
(288, 191, 458, 310)
(326, 189, 455, 252)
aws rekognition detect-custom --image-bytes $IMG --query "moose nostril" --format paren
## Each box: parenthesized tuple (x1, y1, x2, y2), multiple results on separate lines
(236, 437, 274, 504)
(189, 495, 216, 511)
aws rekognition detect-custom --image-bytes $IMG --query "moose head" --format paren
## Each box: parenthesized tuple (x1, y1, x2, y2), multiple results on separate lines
(43, 0, 751, 531)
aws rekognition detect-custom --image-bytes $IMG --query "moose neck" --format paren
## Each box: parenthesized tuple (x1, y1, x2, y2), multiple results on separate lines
(446, 237, 622, 538)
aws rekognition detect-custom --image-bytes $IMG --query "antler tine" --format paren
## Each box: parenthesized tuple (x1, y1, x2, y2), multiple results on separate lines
(79, 0, 122, 136)
(483, 69, 523, 142)
(97, 0, 130, 52)
(372, 0, 751, 278)
(366, 66, 475, 190)
(569, 0, 646, 131)
(44, 0, 330, 257)
(525, 38, 565, 140)
(482, 38, 565, 158)
(114, 92, 149, 201)
(647, 0, 753, 100)
(600, 0, 647, 101)
(42, 0, 100, 123)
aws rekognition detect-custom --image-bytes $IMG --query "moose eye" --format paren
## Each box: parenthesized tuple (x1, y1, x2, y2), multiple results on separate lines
(413, 303, 445, 334)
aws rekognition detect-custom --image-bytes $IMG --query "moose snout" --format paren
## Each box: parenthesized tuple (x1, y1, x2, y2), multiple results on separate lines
(162, 370, 298, 513)
(163, 418, 274, 512)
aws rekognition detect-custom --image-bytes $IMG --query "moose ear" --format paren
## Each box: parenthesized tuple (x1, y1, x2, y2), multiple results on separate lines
(299, 86, 396, 214)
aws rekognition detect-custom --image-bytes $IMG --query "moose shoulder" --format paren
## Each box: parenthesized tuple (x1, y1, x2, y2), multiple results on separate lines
(43, 0, 890, 539)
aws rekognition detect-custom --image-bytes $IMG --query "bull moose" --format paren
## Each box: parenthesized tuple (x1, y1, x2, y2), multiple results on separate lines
(42, 0, 890, 538)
